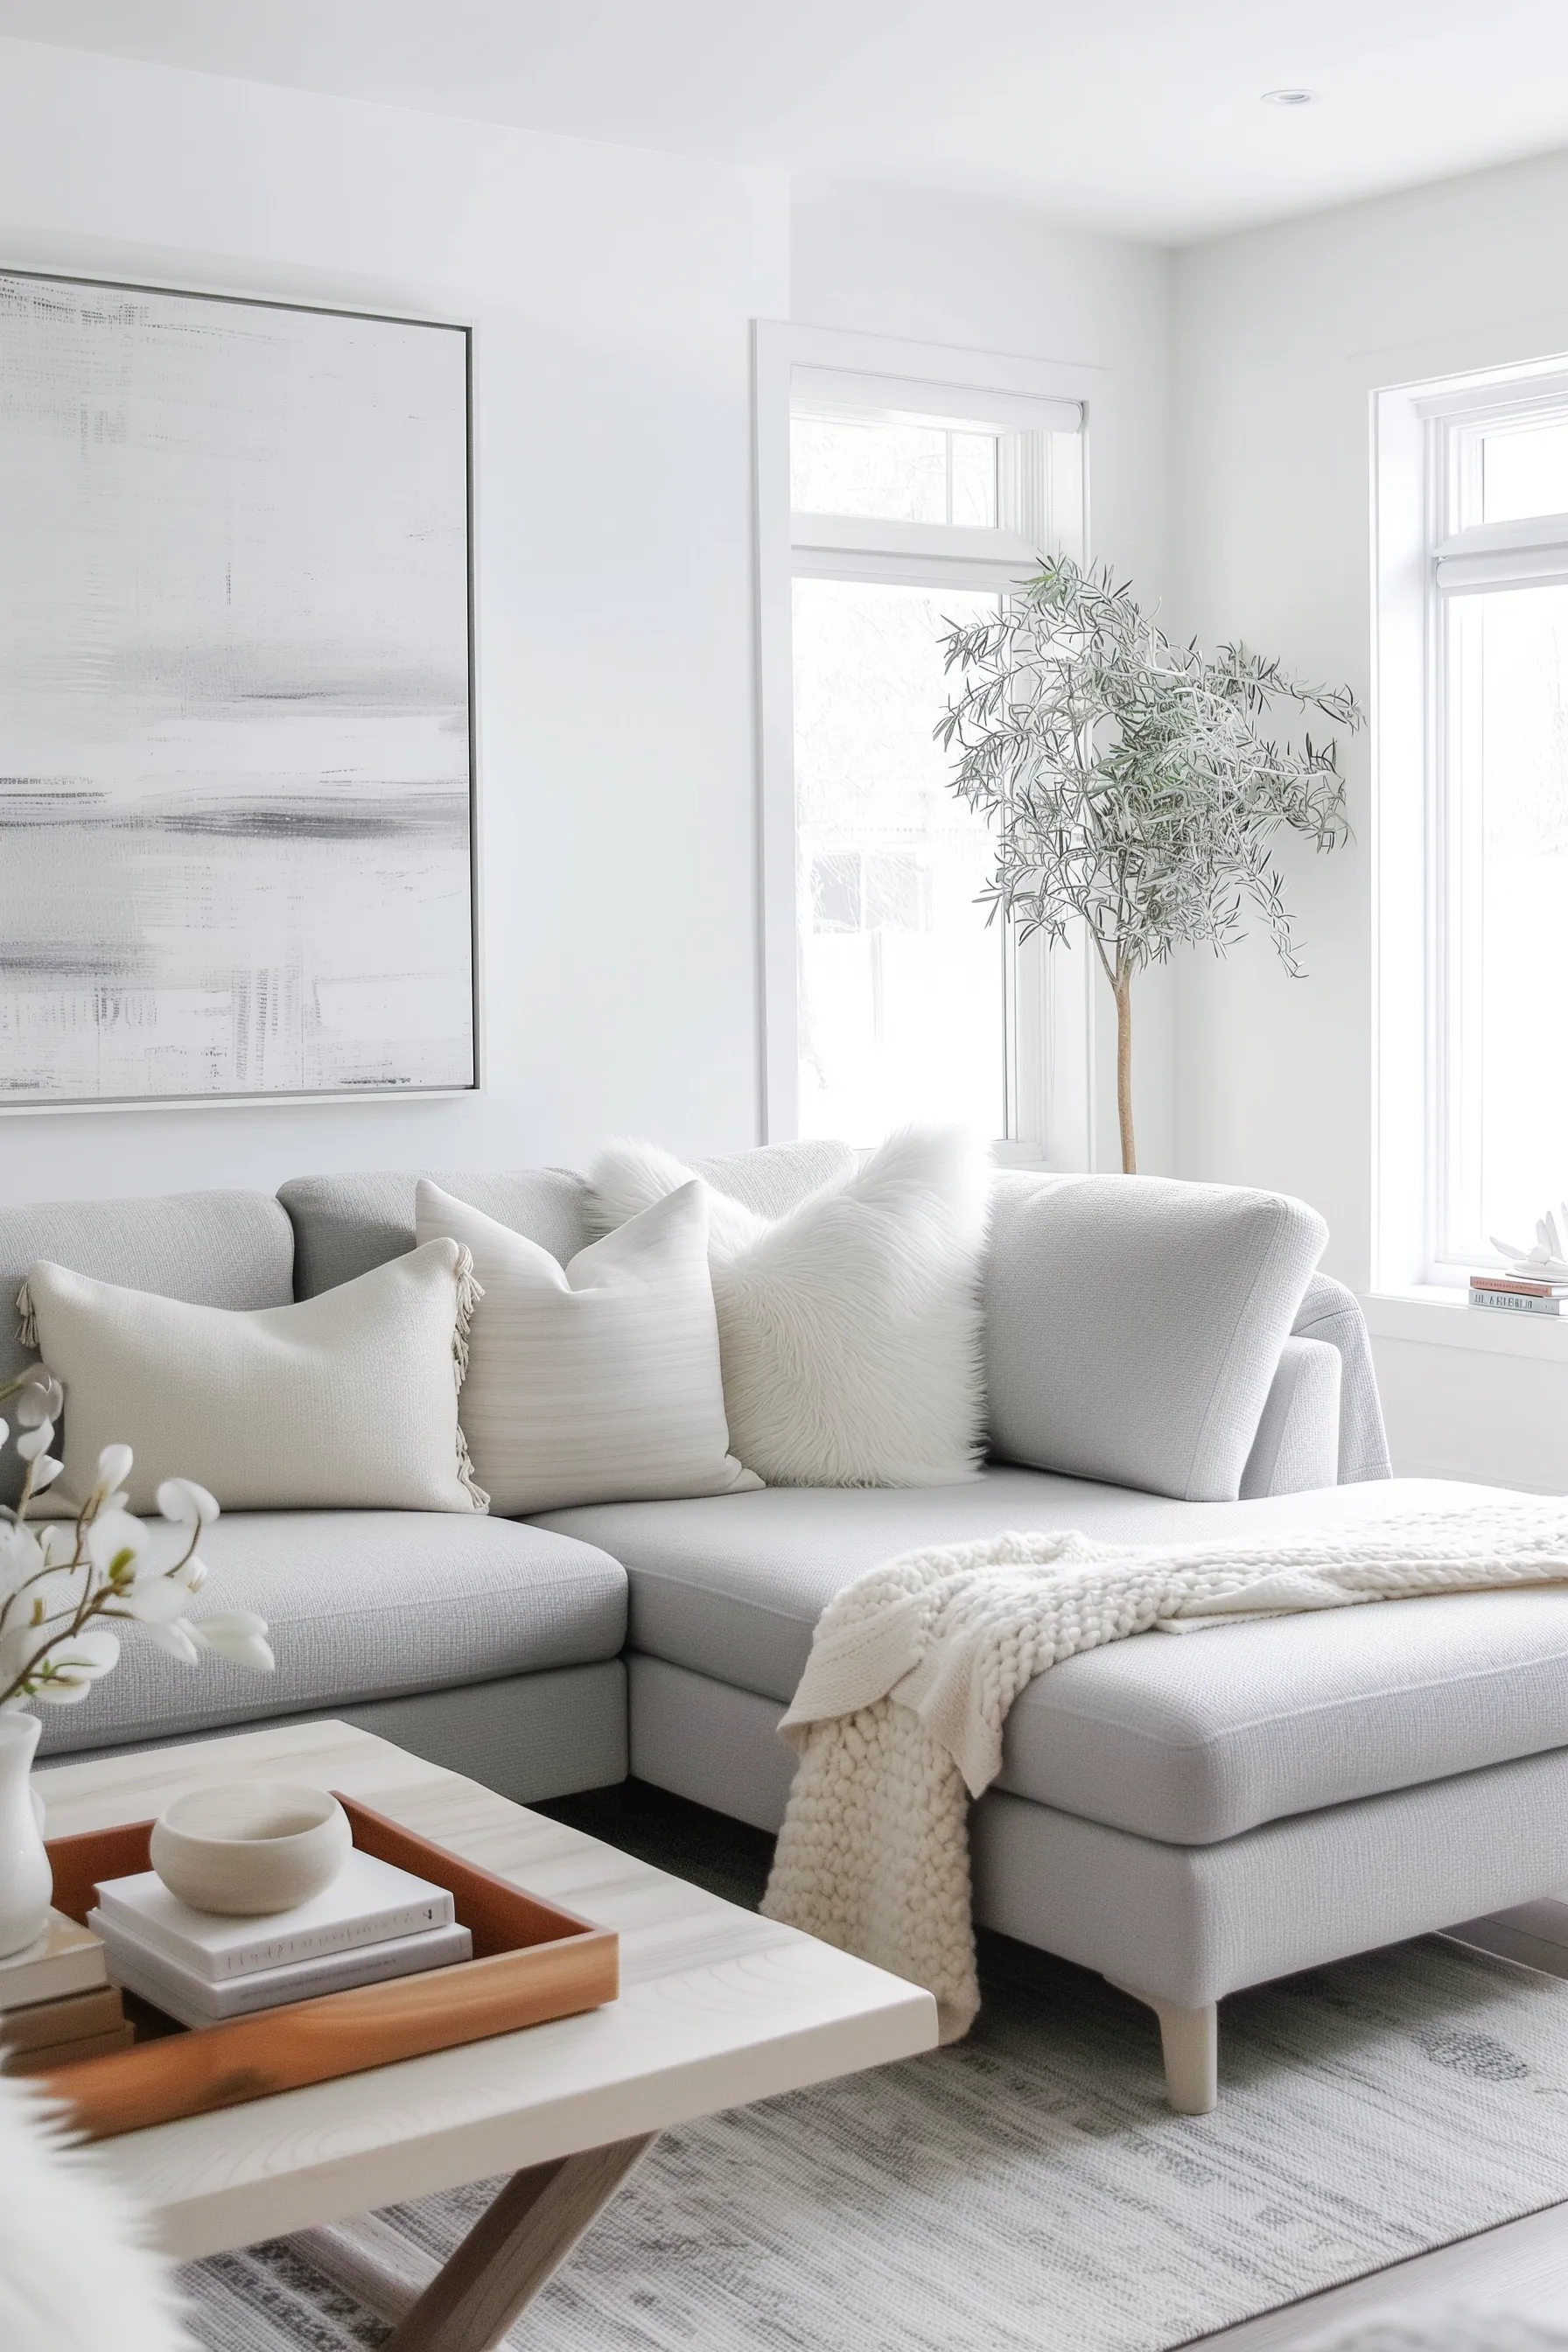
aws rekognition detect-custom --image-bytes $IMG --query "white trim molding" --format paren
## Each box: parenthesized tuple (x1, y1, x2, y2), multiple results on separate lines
(752, 318, 1100, 1159)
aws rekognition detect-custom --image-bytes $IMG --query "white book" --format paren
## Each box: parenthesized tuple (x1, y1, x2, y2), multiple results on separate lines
(1469, 1289, 1568, 1318)
(91, 1911, 472, 2025)
(94, 1848, 455, 1983)
(0, 1911, 107, 2013)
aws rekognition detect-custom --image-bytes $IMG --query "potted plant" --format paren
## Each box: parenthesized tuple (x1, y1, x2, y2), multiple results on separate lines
(937, 555, 1363, 1172)
(0, 1366, 272, 1955)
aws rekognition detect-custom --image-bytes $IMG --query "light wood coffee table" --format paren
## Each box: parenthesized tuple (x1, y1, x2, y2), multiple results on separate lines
(37, 1718, 937, 2351)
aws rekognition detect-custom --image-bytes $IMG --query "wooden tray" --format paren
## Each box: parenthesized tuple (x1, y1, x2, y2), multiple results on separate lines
(37, 1791, 619, 2141)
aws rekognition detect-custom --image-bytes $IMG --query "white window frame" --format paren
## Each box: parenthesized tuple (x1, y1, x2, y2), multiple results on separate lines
(753, 321, 1096, 1164)
(1375, 354, 1568, 1295)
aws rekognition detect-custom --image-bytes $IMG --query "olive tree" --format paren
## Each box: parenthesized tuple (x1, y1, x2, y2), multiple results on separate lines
(936, 556, 1362, 1172)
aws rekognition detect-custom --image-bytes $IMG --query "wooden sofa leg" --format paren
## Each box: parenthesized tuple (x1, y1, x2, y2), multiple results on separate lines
(1110, 1982, 1219, 2114)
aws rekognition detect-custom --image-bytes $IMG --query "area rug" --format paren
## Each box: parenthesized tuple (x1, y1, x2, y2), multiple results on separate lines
(178, 1789, 1568, 2352)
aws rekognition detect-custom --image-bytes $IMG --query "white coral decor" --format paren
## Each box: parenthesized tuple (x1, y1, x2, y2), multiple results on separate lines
(0, 1365, 273, 1712)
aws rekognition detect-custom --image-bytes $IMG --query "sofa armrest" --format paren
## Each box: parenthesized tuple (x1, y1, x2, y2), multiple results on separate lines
(1290, 1272, 1392, 1484)
(1239, 1337, 1340, 1498)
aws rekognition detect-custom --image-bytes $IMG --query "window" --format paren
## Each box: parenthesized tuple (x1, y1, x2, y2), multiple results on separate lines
(1376, 362, 1568, 1287)
(756, 329, 1087, 1153)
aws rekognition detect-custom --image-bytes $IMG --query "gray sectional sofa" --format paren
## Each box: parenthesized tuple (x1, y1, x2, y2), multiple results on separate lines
(13, 1142, 1568, 2112)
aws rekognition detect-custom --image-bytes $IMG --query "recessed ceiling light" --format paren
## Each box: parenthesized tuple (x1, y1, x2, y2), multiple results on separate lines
(1262, 88, 1317, 107)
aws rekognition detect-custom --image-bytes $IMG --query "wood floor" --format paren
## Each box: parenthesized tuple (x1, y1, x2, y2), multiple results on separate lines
(1192, 1906, 1568, 2346)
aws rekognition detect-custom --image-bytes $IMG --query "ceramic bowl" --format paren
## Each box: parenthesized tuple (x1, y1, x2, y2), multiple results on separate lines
(150, 1781, 352, 1916)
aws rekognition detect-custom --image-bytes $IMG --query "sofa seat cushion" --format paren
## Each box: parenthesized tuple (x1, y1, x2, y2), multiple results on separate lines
(37, 1511, 626, 1759)
(537, 1472, 1568, 1843)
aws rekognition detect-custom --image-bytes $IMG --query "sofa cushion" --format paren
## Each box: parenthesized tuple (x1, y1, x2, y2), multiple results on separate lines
(27, 1241, 484, 1516)
(537, 1473, 1568, 1842)
(36, 1510, 626, 1758)
(0, 1188, 294, 1505)
(282, 1140, 858, 1298)
(984, 1172, 1327, 1502)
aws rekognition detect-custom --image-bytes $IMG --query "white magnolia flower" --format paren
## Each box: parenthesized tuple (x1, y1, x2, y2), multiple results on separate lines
(192, 1612, 276, 1674)
(124, 1554, 207, 1623)
(15, 1374, 63, 1429)
(91, 1444, 134, 1501)
(86, 1508, 149, 1579)
(156, 1479, 220, 1529)
(29, 1456, 64, 1492)
(144, 1618, 202, 1665)
(0, 1522, 43, 1600)
(15, 1422, 54, 1463)
(29, 1628, 120, 1704)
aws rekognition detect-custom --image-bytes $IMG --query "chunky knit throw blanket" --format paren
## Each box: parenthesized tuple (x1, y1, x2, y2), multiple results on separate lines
(760, 1502, 1568, 2040)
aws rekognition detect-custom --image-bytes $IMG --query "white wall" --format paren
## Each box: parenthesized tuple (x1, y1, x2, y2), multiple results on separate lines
(0, 36, 789, 1201)
(792, 180, 1178, 1172)
(1173, 147, 1568, 1488)
(0, 64, 1179, 1206)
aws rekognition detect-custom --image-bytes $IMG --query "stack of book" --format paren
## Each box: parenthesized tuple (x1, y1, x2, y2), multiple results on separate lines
(1469, 1272, 1568, 1319)
(89, 1849, 472, 2029)
(0, 1908, 134, 2073)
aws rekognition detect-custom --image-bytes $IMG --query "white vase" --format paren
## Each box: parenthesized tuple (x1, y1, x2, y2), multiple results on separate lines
(0, 1712, 52, 1958)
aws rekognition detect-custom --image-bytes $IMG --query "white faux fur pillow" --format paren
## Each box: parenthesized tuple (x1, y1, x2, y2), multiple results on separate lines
(588, 1127, 989, 1487)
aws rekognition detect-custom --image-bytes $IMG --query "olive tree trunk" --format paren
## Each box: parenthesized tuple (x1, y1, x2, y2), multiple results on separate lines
(1113, 962, 1136, 1175)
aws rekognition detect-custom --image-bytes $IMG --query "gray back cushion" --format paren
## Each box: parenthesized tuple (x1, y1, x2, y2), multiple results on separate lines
(984, 1172, 1327, 1502)
(0, 1189, 293, 1503)
(282, 1140, 858, 1298)
(281, 1169, 591, 1298)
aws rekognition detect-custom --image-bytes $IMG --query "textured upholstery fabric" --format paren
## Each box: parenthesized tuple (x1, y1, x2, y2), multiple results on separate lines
(36, 1509, 626, 1757)
(1240, 1336, 1340, 1498)
(56, 1664, 629, 1808)
(548, 1474, 1568, 1841)
(984, 1171, 1327, 1501)
(626, 1655, 1568, 2006)
(630, 1654, 796, 1831)
(27, 1242, 483, 1515)
(540, 1470, 1484, 1703)
(695, 1139, 858, 1218)
(971, 1748, 1568, 2008)
(282, 1168, 591, 1298)
(416, 1180, 754, 1514)
(995, 1583, 1568, 1842)
(0, 1189, 292, 1505)
(336, 1662, 627, 1802)
(282, 1141, 857, 1298)
(1294, 1271, 1393, 1483)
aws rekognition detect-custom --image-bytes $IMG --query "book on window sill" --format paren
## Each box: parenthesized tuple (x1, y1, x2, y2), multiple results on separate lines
(93, 1848, 455, 1984)
(0, 1910, 107, 2012)
(1468, 1287, 1568, 1317)
(1469, 1274, 1568, 1299)
(91, 1912, 473, 2027)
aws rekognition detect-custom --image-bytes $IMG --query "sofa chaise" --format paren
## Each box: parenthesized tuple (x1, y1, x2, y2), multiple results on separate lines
(12, 1143, 1567, 2114)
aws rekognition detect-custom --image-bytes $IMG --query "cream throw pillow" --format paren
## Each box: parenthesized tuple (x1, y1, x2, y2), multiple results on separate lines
(415, 1179, 759, 1516)
(588, 1125, 989, 1488)
(21, 1241, 486, 1515)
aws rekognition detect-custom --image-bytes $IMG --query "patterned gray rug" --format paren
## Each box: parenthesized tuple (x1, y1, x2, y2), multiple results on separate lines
(178, 1788, 1568, 2352)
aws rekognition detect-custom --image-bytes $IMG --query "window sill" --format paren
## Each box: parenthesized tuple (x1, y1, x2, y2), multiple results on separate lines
(1365, 1288, 1568, 1359)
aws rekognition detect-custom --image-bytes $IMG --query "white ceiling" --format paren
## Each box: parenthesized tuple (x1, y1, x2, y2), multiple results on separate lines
(4, 0, 1568, 244)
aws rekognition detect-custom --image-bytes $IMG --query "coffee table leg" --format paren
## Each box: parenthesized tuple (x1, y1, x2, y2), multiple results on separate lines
(370, 2132, 654, 2352)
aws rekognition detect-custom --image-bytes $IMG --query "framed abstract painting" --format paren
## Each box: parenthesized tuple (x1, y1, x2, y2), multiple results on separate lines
(0, 269, 476, 1108)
